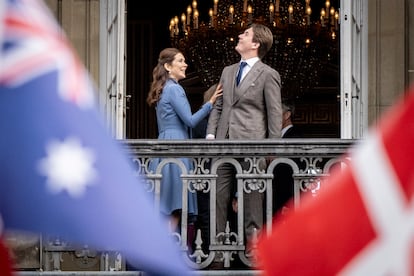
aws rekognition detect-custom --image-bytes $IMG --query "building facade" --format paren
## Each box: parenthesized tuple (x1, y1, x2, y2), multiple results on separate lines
(43, 0, 414, 140)
(5, 0, 414, 272)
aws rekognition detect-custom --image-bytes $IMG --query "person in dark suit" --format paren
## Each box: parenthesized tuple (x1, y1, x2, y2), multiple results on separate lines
(192, 84, 218, 139)
(281, 102, 302, 138)
(206, 23, 282, 258)
(273, 101, 303, 216)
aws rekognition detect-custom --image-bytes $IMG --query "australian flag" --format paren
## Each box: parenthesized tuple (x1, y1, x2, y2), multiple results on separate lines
(0, 0, 189, 275)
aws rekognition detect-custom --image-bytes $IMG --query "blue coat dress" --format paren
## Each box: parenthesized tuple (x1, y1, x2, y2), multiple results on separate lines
(150, 79, 213, 217)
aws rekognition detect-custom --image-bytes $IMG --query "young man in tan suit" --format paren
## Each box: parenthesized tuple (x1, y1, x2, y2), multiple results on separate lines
(206, 23, 282, 264)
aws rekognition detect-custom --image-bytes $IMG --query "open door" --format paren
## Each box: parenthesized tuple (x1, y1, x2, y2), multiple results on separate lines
(99, 0, 126, 139)
(340, 0, 368, 138)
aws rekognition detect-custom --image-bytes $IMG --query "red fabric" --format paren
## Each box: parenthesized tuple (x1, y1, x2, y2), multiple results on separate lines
(379, 92, 414, 203)
(0, 238, 14, 276)
(258, 87, 414, 275)
(258, 170, 376, 276)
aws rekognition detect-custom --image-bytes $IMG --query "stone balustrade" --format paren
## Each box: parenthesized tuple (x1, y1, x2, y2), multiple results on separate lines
(7, 139, 356, 274)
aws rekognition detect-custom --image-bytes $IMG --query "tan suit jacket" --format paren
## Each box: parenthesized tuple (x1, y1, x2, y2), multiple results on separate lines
(207, 60, 282, 139)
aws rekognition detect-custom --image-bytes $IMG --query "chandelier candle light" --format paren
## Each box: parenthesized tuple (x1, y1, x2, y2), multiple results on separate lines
(169, 0, 340, 99)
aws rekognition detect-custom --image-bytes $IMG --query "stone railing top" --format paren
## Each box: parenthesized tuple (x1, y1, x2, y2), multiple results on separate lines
(121, 138, 359, 158)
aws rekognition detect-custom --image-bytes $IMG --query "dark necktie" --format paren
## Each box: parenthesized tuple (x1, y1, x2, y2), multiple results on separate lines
(236, 61, 247, 86)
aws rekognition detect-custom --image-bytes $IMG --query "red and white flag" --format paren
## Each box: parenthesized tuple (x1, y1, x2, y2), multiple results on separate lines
(258, 86, 414, 275)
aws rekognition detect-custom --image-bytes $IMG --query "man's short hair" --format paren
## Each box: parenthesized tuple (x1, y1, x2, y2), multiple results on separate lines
(282, 101, 295, 116)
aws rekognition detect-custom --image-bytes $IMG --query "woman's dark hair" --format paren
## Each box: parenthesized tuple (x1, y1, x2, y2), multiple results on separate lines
(146, 48, 181, 107)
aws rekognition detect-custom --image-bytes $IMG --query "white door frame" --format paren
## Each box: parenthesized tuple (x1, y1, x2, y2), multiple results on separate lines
(99, 0, 126, 139)
(340, 0, 368, 138)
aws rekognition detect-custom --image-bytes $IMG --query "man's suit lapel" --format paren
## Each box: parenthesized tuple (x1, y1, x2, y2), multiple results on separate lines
(233, 61, 263, 104)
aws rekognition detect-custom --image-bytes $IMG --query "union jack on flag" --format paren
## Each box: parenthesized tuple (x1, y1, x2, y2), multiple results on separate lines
(258, 86, 414, 275)
(0, 0, 190, 275)
(0, 0, 93, 108)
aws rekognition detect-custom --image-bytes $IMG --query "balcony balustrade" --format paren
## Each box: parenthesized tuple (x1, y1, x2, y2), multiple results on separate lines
(8, 139, 356, 275)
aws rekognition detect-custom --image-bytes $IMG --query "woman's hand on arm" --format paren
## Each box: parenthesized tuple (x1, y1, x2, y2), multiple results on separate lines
(209, 83, 223, 105)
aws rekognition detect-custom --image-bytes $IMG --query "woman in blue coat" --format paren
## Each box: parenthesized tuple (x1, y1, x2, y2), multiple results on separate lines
(147, 48, 222, 232)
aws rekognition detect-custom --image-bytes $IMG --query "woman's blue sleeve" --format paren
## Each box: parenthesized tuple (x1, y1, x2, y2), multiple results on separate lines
(169, 85, 212, 128)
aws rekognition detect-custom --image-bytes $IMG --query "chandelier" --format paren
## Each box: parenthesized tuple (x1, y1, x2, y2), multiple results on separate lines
(169, 0, 340, 100)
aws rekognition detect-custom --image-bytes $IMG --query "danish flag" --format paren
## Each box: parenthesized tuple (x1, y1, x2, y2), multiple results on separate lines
(258, 87, 414, 275)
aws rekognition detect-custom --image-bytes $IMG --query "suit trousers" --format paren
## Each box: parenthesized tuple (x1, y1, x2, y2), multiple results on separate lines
(216, 161, 264, 243)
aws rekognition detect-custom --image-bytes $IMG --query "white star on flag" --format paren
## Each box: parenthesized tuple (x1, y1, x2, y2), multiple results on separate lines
(0, 0, 191, 274)
(37, 136, 97, 198)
